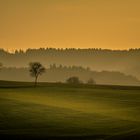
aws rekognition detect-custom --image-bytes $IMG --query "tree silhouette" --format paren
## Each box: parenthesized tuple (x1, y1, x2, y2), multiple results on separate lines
(66, 76, 82, 84)
(29, 62, 46, 86)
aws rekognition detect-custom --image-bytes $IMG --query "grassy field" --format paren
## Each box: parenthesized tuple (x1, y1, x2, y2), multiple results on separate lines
(0, 81, 140, 139)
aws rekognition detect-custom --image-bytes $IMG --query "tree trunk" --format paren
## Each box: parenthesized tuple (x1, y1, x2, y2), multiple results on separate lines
(34, 76, 38, 87)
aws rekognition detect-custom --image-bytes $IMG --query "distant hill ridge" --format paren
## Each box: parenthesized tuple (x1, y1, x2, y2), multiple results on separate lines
(0, 48, 140, 79)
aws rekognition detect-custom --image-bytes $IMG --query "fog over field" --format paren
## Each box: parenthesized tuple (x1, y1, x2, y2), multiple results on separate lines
(0, 48, 140, 85)
(1, 48, 140, 77)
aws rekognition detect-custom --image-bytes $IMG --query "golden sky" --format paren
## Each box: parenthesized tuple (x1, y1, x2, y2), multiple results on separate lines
(0, 0, 140, 51)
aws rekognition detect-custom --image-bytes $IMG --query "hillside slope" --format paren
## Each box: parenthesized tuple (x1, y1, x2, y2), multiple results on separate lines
(0, 83, 140, 139)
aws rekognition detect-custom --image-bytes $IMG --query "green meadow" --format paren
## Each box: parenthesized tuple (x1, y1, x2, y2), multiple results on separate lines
(0, 81, 140, 139)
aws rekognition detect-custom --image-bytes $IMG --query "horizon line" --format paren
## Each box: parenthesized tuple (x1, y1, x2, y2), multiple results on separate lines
(1, 47, 140, 53)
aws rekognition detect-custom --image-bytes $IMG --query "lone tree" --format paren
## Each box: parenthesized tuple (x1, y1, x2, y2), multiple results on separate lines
(29, 62, 46, 86)
(66, 76, 82, 84)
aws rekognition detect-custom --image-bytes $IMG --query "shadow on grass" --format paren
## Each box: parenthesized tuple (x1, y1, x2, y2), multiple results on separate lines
(0, 134, 106, 140)
(1, 134, 140, 140)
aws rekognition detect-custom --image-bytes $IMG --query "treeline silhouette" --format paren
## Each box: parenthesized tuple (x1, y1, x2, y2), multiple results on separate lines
(0, 65, 140, 86)
(0, 48, 140, 79)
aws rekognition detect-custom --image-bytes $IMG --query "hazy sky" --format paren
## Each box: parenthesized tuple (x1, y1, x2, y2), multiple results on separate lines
(0, 0, 140, 51)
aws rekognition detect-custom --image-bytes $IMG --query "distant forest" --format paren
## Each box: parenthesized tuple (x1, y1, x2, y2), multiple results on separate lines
(0, 48, 140, 80)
